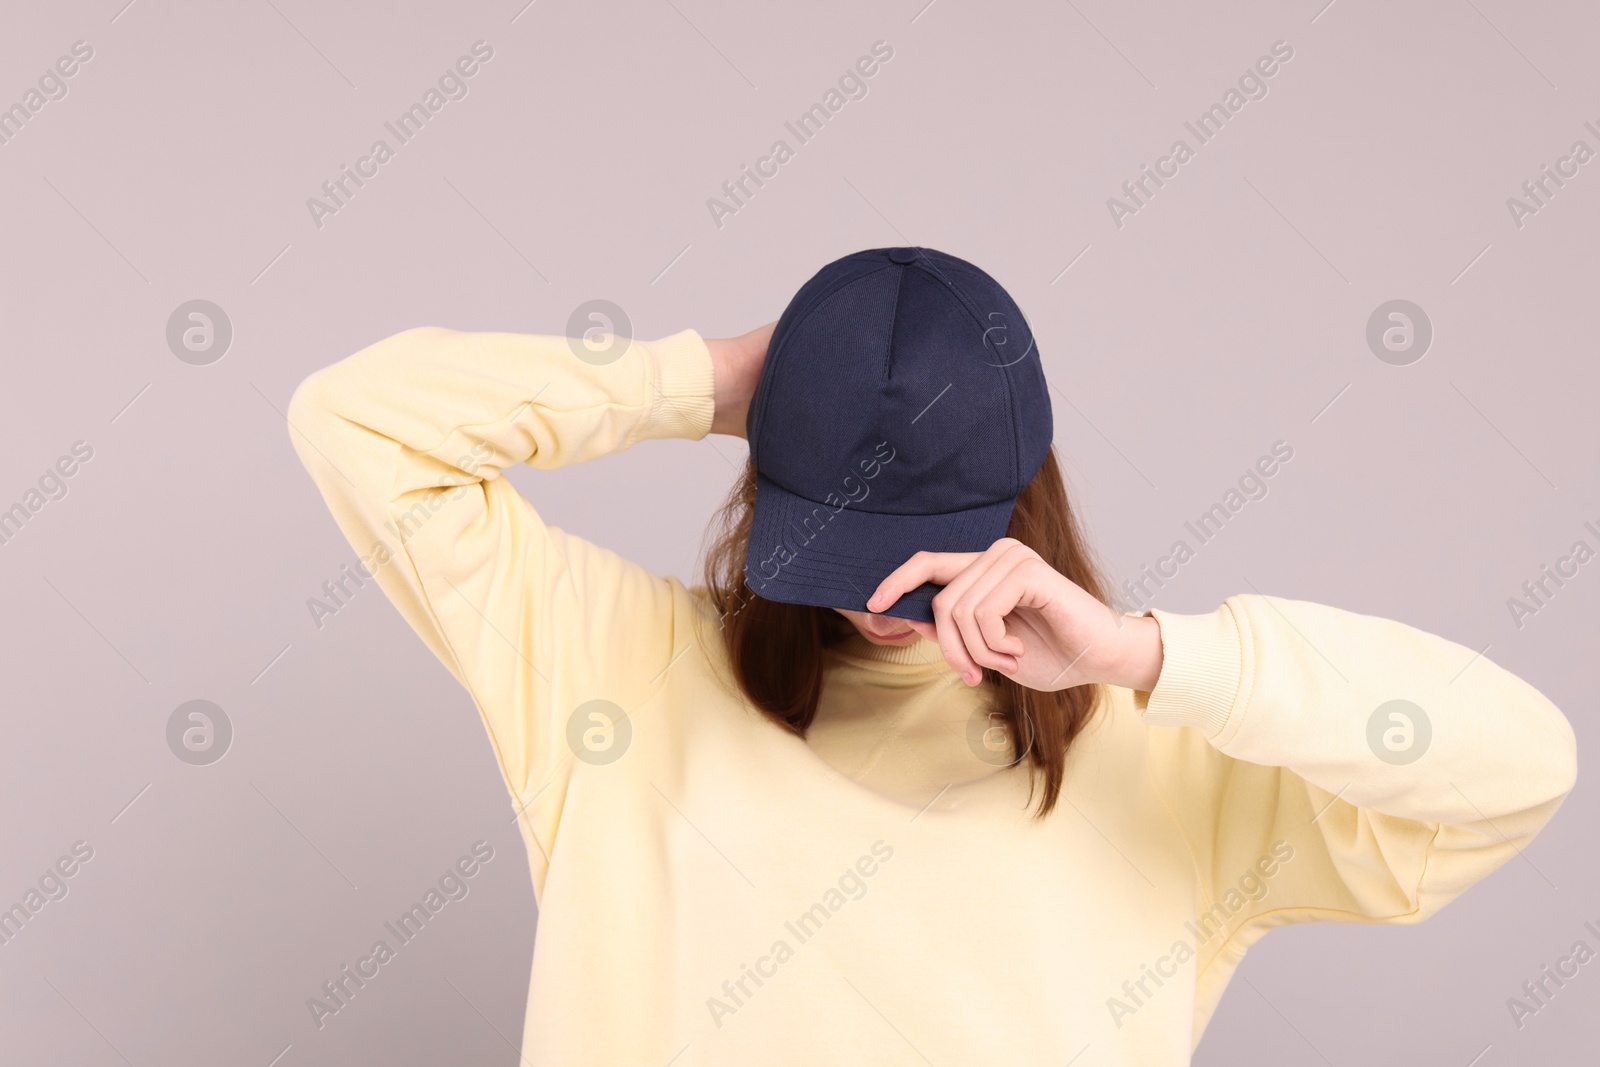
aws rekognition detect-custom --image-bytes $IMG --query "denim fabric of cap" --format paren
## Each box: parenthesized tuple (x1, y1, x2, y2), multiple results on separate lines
(743, 246, 1053, 623)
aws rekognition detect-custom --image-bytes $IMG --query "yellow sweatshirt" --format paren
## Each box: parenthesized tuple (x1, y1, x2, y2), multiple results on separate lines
(288, 325, 1577, 1065)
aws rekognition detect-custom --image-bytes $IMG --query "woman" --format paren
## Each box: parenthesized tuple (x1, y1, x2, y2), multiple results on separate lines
(288, 246, 1576, 1065)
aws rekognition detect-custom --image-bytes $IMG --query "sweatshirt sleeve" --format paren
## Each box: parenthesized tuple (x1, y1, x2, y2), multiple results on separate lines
(286, 325, 716, 875)
(1130, 594, 1576, 1012)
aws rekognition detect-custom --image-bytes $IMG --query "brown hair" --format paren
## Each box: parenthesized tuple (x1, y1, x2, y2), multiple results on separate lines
(699, 445, 1109, 818)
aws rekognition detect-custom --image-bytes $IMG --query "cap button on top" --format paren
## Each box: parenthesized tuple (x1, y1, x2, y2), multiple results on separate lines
(887, 247, 919, 264)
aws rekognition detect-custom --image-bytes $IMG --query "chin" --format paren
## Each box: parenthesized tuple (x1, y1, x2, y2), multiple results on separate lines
(835, 607, 915, 643)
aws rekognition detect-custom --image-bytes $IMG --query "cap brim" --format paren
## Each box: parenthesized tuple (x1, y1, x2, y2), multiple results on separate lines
(743, 472, 1017, 623)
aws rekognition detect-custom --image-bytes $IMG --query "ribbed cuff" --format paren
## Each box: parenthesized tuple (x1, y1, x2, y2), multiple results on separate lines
(639, 329, 717, 442)
(1131, 602, 1245, 739)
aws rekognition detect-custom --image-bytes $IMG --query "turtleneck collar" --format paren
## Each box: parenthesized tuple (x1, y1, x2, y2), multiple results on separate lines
(826, 631, 956, 673)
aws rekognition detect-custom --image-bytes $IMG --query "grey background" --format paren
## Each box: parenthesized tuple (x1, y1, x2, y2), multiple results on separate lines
(1, 0, 1595, 1064)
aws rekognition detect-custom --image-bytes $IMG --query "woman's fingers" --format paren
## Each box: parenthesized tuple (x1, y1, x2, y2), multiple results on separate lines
(949, 546, 1033, 669)
(867, 550, 979, 612)
(974, 561, 1062, 678)
(938, 546, 1022, 675)
(873, 540, 1111, 691)
(873, 541, 1033, 684)
(900, 617, 1001, 681)
(931, 577, 986, 686)
(870, 550, 984, 682)
(928, 542, 1019, 683)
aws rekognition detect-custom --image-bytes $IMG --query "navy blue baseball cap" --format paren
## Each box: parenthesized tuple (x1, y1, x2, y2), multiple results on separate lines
(743, 246, 1053, 623)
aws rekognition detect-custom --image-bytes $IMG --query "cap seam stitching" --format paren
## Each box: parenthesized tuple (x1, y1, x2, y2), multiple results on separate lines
(935, 263, 1024, 492)
(750, 261, 898, 464)
(754, 473, 1017, 519)
(882, 259, 906, 384)
(906, 255, 1025, 491)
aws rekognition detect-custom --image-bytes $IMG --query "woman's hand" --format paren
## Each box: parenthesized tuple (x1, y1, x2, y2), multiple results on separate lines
(706, 320, 777, 438)
(868, 538, 1165, 692)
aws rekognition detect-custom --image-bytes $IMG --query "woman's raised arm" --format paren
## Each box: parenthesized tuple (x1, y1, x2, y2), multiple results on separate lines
(287, 324, 724, 892)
